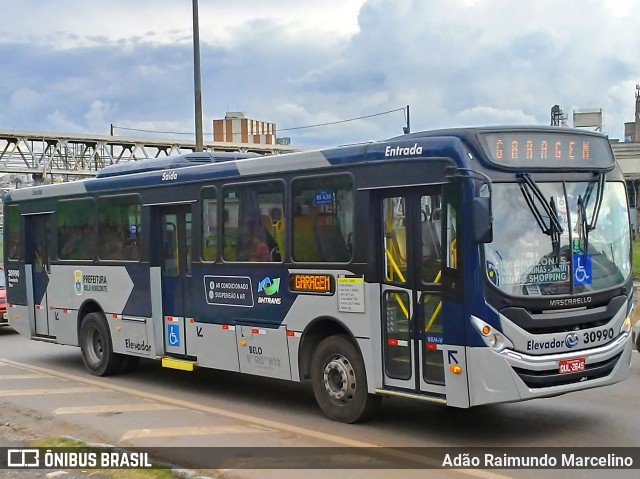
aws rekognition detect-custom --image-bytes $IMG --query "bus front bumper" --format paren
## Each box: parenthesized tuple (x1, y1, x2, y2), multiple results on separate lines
(466, 333, 632, 406)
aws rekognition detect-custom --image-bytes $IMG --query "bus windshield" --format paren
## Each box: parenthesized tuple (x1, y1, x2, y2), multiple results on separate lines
(485, 181, 630, 296)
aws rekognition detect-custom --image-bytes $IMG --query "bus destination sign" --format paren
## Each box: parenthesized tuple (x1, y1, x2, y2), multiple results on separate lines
(288, 274, 334, 295)
(480, 132, 614, 169)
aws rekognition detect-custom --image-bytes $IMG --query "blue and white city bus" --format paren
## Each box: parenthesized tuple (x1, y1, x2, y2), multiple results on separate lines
(2, 127, 634, 423)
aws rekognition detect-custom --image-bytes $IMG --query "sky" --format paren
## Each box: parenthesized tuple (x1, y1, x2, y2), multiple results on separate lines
(1, 0, 639, 147)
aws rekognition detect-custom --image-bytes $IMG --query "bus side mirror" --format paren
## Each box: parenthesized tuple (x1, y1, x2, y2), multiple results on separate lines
(473, 197, 493, 243)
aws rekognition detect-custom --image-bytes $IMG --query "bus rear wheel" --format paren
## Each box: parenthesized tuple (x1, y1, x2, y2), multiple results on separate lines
(79, 312, 122, 376)
(311, 335, 381, 423)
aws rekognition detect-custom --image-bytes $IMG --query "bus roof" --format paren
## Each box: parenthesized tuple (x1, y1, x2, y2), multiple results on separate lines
(4, 126, 614, 203)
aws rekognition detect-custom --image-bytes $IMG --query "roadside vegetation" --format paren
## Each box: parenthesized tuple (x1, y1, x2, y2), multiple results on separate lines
(32, 437, 177, 479)
(634, 240, 640, 279)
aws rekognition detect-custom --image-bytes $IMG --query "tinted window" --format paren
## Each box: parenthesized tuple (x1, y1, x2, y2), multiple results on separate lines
(201, 187, 217, 261)
(58, 199, 95, 260)
(6, 205, 21, 261)
(98, 195, 141, 261)
(222, 182, 284, 262)
(292, 176, 353, 262)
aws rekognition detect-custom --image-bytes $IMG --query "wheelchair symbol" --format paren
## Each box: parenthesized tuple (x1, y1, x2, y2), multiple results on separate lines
(574, 255, 590, 283)
(167, 324, 180, 347)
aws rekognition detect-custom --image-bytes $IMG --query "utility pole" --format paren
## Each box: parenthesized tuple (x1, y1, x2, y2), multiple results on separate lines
(192, 0, 204, 152)
(403, 105, 411, 134)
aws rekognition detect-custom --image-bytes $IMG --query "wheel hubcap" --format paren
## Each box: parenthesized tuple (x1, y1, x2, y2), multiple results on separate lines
(87, 327, 103, 365)
(323, 354, 356, 403)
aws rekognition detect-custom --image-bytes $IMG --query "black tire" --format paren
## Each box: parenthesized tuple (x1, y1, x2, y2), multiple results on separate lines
(635, 332, 640, 353)
(79, 312, 122, 376)
(311, 335, 381, 423)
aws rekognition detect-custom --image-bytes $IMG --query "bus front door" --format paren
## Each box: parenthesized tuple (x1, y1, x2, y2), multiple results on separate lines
(26, 214, 52, 337)
(159, 205, 193, 357)
(379, 185, 468, 405)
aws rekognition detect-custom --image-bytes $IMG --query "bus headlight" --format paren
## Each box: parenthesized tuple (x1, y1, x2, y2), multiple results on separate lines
(621, 315, 631, 334)
(471, 315, 514, 353)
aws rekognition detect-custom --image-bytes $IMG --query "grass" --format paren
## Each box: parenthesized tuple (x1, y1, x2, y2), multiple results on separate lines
(31, 437, 177, 479)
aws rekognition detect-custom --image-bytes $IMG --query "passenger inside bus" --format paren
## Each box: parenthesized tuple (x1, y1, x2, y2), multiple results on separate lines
(236, 217, 270, 262)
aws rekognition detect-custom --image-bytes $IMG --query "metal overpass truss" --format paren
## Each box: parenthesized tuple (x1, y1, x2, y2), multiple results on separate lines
(0, 129, 299, 182)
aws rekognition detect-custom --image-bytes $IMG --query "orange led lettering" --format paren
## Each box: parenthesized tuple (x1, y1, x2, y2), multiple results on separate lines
(582, 142, 590, 160)
(555, 141, 562, 159)
(526, 140, 533, 159)
(541, 141, 548, 159)
(569, 141, 575, 160)
(293, 274, 330, 293)
(496, 139, 503, 159)
(511, 140, 518, 160)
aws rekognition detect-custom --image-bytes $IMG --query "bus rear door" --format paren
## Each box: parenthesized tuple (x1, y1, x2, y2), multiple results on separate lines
(25, 214, 52, 337)
(379, 184, 469, 406)
(158, 205, 193, 357)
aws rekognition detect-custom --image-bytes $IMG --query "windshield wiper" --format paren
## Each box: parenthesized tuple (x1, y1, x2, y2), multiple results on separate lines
(578, 173, 605, 259)
(517, 173, 564, 261)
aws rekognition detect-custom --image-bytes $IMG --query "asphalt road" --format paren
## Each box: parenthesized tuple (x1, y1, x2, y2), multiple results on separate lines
(1, 327, 638, 479)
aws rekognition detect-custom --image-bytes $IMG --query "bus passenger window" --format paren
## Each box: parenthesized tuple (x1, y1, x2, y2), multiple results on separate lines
(292, 175, 353, 263)
(98, 195, 141, 261)
(222, 182, 284, 262)
(6, 205, 21, 261)
(201, 189, 217, 261)
(421, 194, 442, 283)
(57, 199, 95, 261)
(162, 215, 179, 276)
(446, 203, 457, 269)
(382, 196, 407, 283)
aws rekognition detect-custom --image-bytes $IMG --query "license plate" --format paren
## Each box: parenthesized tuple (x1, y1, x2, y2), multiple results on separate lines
(558, 357, 585, 374)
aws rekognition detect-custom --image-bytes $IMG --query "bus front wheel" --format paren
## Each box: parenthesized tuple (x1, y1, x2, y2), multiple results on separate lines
(311, 335, 381, 423)
(79, 312, 122, 376)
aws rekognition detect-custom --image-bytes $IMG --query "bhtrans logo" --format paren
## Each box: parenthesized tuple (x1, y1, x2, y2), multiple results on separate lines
(257, 277, 281, 304)
(384, 143, 423, 157)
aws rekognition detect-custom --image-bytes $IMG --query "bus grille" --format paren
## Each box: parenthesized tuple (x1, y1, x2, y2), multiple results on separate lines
(512, 353, 622, 389)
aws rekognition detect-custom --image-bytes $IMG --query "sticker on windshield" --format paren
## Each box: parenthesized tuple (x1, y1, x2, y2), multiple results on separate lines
(572, 253, 592, 285)
(486, 261, 499, 286)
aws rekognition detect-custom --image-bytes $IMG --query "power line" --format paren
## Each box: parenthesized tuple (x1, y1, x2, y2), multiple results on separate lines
(111, 125, 202, 136)
(110, 106, 408, 136)
(279, 107, 407, 131)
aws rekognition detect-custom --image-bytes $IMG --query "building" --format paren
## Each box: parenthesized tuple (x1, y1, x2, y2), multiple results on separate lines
(213, 112, 276, 146)
(624, 85, 640, 142)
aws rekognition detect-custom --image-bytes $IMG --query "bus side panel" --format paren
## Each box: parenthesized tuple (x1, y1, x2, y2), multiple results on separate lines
(46, 265, 134, 314)
(50, 308, 79, 346)
(5, 264, 30, 335)
(236, 324, 291, 380)
(5, 264, 27, 307)
(193, 322, 240, 372)
(122, 266, 152, 317)
(7, 304, 31, 337)
(111, 316, 156, 358)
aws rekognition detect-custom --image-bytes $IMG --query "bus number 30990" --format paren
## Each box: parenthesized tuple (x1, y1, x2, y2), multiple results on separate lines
(583, 328, 615, 345)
